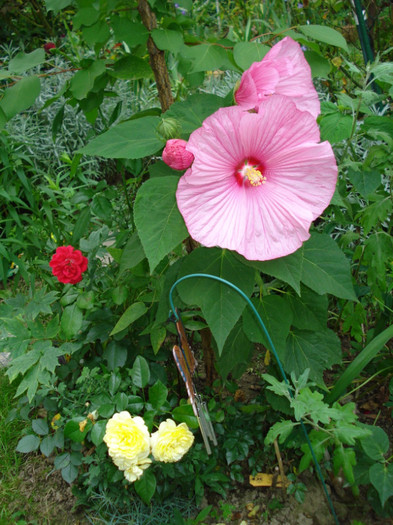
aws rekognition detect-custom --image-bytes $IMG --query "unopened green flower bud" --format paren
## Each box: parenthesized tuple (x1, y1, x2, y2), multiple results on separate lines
(157, 118, 181, 140)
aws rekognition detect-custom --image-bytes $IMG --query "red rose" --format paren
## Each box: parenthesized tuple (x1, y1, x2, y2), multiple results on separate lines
(49, 246, 88, 284)
(44, 42, 56, 52)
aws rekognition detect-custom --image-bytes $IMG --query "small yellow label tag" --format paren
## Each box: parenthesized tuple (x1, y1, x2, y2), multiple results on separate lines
(249, 473, 288, 488)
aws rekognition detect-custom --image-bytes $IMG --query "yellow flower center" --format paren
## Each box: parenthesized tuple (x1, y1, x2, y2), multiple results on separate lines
(243, 166, 266, 187)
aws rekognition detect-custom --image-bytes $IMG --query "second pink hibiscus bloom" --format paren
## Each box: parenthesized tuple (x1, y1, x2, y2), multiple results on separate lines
(235, 36, 320, 118)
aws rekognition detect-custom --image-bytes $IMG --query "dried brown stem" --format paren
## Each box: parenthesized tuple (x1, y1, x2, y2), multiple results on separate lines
(201, 327, 217, 387)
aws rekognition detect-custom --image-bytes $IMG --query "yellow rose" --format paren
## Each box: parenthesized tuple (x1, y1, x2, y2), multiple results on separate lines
(103, 412, 151, 467)
(124, 456, 152, 482)
(151, 419, 194, 463)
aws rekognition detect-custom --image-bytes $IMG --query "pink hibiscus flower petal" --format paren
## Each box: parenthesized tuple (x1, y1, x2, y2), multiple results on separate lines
(234, 64, 279, 110)
(176, 97, 337, 261)
(235, 37, 320, 118)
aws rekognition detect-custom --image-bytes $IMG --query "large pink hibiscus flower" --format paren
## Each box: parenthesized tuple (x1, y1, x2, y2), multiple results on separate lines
(235, 37, 320, 118)
(176, 96, 337, 261)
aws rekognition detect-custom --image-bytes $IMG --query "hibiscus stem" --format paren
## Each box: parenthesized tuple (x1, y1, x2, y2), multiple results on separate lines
(120, 166, 134, 224)
(137, 0, 174, 112)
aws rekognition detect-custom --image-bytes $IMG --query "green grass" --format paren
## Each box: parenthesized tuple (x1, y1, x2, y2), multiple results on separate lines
(0, 370, 31, 523)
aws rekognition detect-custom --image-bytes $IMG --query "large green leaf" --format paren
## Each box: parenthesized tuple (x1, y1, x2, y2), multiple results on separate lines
(148, 380, 168, 409)
(181, 44, 228, 73)
(73, 7, 99, 29)
(361, 116, 393, 139)
(72, 207, 91, 243)
(45, 0, 72, 13)
(9, 49, 45, 74)
(333, 445, 356, 485)
(135, 470, 157, 504)
(0, 76, 41, 120)
(40, 436, 55, 457)
(319, 112, 353, 143)
(16, 435, 40, 453)
(151, 29, 184, 53)
(69, 60, 106, 100)
(363, 233, 393, 275)
(61, 304, 83, 339)
(15, 365, 40, 401)
(284, 328, 341, 383)
(304, 50, 332, 78)
(130, 356, 150, 388)
(164, 94, 227, 138)
(108, 56, 152, 80)
(177, 248, 255, 352)
(361, 426, 389, 461)
(216, 321, 253, 380)
(172, 404, 198, 428)
(287, 286, 328, 331)
(134, 176, 188, 272)
(243, 296, 293, 359)
(300, 233, 356, 300)
(347, 168, 381, 199)
(110, 302, 147, 336)
(6, 347, 41, 382)
(90, 420, 107, 446)
(265, 420, 297, 445)
(64, 419, 90, 442)
(103, 341, 128, 370)
(237, 249, 303, 295)
(233, 42, 269, 70)
(110, 16, 149, 48)
(359, 198, 392, 236)
(369, 463, 393, 507)
(61, 463, 79, 484)
(119, 232, 146, 275)
(32, 418, 49, 436)
(79, 116, 164, 159)
(298, 25, 349, 52)
(82, 20, 110, 47)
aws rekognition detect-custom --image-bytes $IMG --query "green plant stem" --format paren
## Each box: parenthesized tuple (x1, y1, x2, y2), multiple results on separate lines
(338, 65, 364, 89)
(121, 168, 134, 223)
(373, 296, 393, 315)
(340, 366, 393, 401)
(338, 68, 371, 165)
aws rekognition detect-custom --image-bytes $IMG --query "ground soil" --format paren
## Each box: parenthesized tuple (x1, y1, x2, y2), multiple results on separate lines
(9, 455, 392, 525)
(4, 456, 88, 525)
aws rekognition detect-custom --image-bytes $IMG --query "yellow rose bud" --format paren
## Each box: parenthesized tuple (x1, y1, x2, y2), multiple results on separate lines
(151, 419, 194, 463)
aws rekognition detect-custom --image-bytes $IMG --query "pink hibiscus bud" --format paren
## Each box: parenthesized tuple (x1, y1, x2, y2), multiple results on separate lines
(162, 139, 194, 171)
(235, 36, 320, 118)
(44, 42, 56, 52)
